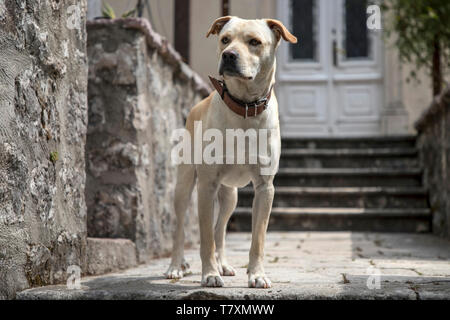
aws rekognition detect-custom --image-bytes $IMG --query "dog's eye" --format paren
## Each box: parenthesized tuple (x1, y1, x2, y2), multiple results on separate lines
(221, 37, 230, 44)
(249, 39, 261, 46)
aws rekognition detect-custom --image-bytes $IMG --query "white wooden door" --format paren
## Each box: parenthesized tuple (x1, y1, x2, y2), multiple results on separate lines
(276, 0, 384, 137)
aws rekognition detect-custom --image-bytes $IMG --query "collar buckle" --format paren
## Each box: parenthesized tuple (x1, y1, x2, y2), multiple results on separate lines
(259, 98, 268, 109)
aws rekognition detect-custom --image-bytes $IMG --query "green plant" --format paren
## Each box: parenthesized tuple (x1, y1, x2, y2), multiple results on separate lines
(382, 0, 450, 95)
(102, 2, 137, 19)
(102, 2, 116, 19)
(122, 8, 136, 18)
(50, 151, 58, 164)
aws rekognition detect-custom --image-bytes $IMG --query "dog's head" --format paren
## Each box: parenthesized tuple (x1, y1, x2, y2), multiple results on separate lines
(206, 16, 297, 81)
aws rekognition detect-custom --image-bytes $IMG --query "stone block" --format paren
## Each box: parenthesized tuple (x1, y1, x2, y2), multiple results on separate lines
(86, 238, 137, 275)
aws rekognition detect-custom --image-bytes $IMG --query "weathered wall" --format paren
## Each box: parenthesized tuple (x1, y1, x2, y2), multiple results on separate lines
(0, 0, 88, 299)
(416, 86, 450, 239)
(86, 18, 207, 262)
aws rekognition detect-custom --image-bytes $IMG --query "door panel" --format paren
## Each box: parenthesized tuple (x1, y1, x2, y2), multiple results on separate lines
(290, 0, 319, 61)
(335, 84, 380, 121)
(333, 82, 382, 136)
(343, 0, 371, 60)
(282, 84, 328, 118)
(279, 84, 329, 136)
(339, 86, 376, 118)
(277, 0, 383, 137)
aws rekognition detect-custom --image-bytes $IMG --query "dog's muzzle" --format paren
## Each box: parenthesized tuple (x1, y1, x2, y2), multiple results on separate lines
(219, 50, 240, 76)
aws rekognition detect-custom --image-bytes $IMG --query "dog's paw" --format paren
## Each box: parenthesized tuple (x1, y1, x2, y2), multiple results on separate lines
(165, 266, 185, 279)
(248, 274, 272, 289)
(201, 274, 224, 287)
(165, 259, 191, 279)
(218, 262, 236, 276)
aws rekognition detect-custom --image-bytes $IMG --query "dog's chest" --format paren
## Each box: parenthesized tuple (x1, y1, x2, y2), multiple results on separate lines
(220, 165, 253, 188)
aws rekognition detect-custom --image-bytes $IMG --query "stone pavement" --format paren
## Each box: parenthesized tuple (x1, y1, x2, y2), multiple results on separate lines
(17, 232, 450, 300)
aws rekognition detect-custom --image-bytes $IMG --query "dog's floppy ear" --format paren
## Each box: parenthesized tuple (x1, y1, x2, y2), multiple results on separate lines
(266, 19, 297, 43)
(206, 16, 232, 37)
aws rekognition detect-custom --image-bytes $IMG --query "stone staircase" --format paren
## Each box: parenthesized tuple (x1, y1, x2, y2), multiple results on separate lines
(229, 136, 431, 232)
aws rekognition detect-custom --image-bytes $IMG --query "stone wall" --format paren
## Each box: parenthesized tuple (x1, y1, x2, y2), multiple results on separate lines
(0, 0, 88, 299)
(86, 18, 208, 262)
(415, 86, 450, 239)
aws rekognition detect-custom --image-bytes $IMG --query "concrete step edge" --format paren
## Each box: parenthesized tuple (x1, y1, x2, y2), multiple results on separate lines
(234, 207, 431, 217)
(281, 135, 416, 142)
(239, 186, 427, 195)
(281, 148, 417, 157)
(277, 168, 422, 176)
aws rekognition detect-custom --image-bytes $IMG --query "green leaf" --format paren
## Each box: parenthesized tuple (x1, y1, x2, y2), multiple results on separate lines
(122, 9, 136, 18)
(102, 2, 116, 19)
(427, 7, 438, 19)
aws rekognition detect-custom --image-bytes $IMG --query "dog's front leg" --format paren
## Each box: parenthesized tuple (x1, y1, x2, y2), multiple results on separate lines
(248, 180, 274, 288)
(198, 180, 224, 287)
(215, 185, 238, 276)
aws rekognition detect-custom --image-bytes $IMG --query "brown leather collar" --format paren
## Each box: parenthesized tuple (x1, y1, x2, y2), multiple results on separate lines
(209, 76, 272, 118)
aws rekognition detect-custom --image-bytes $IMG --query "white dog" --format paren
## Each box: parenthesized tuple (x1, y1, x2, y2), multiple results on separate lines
(165, 16, 297, 288)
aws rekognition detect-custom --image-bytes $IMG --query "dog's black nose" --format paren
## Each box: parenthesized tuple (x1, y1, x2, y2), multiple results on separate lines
(222, 50, 238, 62)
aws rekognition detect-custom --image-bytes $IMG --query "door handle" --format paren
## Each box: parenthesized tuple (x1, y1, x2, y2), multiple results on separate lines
(332, 40, 338, 67)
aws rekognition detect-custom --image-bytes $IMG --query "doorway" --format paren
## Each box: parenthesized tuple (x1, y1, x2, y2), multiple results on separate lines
(276, 0, 384, 137)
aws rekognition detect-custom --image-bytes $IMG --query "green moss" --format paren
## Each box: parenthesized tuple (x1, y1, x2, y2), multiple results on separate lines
(50, 151, 58, 164)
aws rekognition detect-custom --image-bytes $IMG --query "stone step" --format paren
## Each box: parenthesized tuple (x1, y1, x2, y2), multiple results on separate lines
(229, 207, 431, 232)
(274, 168, 422, 187)
(86, 238, 137, 276)
(237, 187, 428, 208)
(280, 148, 418, 168)
(281, 136, 416, 149)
